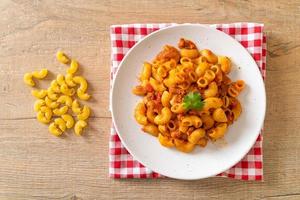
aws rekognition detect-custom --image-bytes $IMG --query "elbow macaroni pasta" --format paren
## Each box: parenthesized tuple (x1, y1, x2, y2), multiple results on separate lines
(34, 99, 46, 111)
(32, 89, 48, 99)
(77, 105, 91, 120)
(32, 69, 48, 79)
(56, 51, 70, 64)
(132, 38, 246, 153)
(67, 60, 79, 74)
(77, 89, 90, 100)
(24, 73, 35, 86)
(57, 95, 73, 107)
(134, 102, 148, 125)
(24, 51, 92, 137)
(65, 74, 76, 87)
(61, 114, 75, 128)
(73, 76, 88, 92)
(72, 100, 82, 114)
(45, 96, 59, 109)
(74, 120, 87, 136)
(53, 105, 68, 116)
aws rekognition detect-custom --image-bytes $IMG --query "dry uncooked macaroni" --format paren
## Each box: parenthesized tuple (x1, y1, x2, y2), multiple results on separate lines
(132, 38, 245, 153)
(24, 51, 92, 137)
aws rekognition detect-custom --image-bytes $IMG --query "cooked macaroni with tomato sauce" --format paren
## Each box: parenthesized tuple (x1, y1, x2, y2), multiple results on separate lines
(132, 38, 245, 153)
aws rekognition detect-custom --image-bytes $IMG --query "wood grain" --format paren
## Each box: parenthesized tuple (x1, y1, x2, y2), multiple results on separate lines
(0, 0, 299, 199)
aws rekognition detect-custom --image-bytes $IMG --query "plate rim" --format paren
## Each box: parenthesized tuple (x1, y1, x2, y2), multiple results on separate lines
(111, 24, 266, 180)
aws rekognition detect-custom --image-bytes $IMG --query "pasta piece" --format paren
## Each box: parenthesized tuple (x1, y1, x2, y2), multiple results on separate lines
(77, 105, 91, 120)
(231, 99, 242, 121)
(32, 69, 48, 79)
(162, 59, 176, 70)
(31, 89, 47, 99)
(161, 91, 171, 107)
(47, 88, 59, 100)
(193, 56, 207, 65)
(56, 74, 65, 86)
(158, 133, 174, 147)
(233, 80, 245, 92)
(203, 97, 223, 111)
(188, 128, 205, 144)
(158, 125, 169, 136)
(73, 76, 88, 93)
(23, 73, 35, 86)
(56, 51, 70, 64)
(154, 107, 172, 125)
(67, 60, 79, 74)
(157, 66, 168, 78)
(195, 62, 210, 77)
(203, 69, 216, 82)
(146, 101, 157, 124)
(61, 114, 75, 129)
(224, 108, 234, 124)
(57, 95, 73, 107)
(180, 48, 199, 59)
(49, 122, 63, 136)
(200, 49, 218, 64)
(34, 99, 46, 111)
(72, 100, 82, 114)
(140, 62, 152, 81)
(50, 80, 61, 93)
(37, 106, 52, 124)
(53, 106, 68, 116)
(132, 85, 146, 96)
(197, 77, 209, 88)
(65, 74, 76, 87)
(61, 84, 76, 96)
(213, 108, 228, 122)
(142, 124, 159, 137)
(204, 81, 218, 98)
(201, 115, 215, 130)
(77, 89, 90, 100)
(134, 102, 148, 125)
(181, 115, 202, 128)
(74, 120, 87, 136)
(210, 65, 221, 75)
(149, 77, 166, 92)
(167, 120, 177, 132)
(54, 118, 66, 132)
(227, 85, 239, 97)
(152, 67, 162, 82)
(170, 103, 185, 114)
(45, 96, 59, 109)
(221, 96, 230, 108)
(209, 123, 228, 140)
(218, 56, 231, 74)
(180, 57, 194, 68)
(174, 139, 195, 153)
(188, 71, 198, 82)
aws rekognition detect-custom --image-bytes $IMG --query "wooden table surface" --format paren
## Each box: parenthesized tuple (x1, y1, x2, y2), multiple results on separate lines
(1, 0, 300, 199)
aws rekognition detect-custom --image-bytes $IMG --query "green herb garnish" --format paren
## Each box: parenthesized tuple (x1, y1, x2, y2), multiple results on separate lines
(183, 92, 204, 111)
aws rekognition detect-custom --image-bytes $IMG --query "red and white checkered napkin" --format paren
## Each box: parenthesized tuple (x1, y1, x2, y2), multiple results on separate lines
(109, 23, 266, 180)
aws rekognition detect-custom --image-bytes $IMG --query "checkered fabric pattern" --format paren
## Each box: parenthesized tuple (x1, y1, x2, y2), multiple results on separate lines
(109, 23, 266, 180)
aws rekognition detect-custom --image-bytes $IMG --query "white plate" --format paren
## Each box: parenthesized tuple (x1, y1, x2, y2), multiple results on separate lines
(111, 24, 266, 180)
